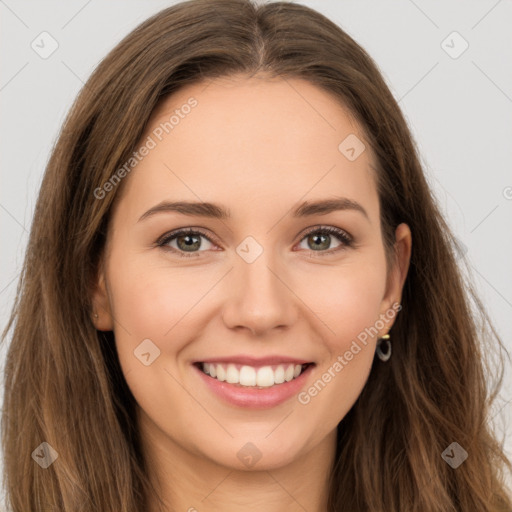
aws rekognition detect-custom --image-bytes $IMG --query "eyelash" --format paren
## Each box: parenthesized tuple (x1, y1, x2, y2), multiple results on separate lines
(156, 226, 353, 259)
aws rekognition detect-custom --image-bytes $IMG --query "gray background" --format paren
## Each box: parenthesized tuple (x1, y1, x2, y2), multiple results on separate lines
(1, 0, 511, 498)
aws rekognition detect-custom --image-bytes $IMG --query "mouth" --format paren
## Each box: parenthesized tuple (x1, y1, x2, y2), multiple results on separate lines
(193, 361, 315, 389)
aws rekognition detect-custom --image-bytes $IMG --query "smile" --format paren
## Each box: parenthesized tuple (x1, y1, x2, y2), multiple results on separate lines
(197, 362, 313, 388)
(192, 356, 316, 408)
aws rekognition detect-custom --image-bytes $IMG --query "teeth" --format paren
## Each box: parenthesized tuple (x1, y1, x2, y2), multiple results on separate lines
(256, 366, 274, 387)
(274, 365, 285, 384)
(200, 362, 307, 387)
(226, 364, 238, 384)
(240, 365, 256, 386)
(216, 364, 226, 382)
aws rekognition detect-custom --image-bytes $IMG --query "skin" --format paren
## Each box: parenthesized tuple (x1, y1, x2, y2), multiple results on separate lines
(92, 74, 411, 512)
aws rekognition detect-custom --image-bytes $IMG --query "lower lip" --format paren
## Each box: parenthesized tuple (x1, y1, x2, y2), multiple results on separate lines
(193, 363, 315, 409)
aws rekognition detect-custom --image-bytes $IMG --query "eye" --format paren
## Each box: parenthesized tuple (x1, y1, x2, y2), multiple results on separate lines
(156, 225, 353, 259)
(156, 228, 217, 258)
(296, 225, 353, 255)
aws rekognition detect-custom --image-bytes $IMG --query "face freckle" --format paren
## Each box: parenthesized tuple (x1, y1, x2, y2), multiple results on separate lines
(93, 74, 408, 476)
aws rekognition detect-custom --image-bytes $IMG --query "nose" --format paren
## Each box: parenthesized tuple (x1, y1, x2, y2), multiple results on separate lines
(221, 251, 298, 336)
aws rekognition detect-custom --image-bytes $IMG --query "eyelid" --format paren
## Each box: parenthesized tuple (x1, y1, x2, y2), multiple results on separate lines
(299, 224, 352, 243)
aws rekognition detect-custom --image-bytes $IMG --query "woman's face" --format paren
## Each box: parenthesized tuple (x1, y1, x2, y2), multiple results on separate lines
(93, 74, 411, 472)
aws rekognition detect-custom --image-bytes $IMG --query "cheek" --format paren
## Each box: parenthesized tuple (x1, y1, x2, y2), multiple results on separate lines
(108, 254, 213, 336)
(294, 253, 387, 347)
(292, 254, 386, 413)
(106, 250, 237, 390)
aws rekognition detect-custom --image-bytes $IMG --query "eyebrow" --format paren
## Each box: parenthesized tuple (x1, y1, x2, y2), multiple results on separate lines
(138, 197, 369, 222)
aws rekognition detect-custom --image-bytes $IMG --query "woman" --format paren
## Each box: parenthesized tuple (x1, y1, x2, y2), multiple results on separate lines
(2, 0, 511, 510)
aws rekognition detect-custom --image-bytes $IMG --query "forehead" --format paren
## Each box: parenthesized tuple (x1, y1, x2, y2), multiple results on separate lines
(116, 74, 379, 222)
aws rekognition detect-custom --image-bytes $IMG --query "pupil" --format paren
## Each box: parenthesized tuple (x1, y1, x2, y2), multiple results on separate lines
(179, 235, 200, 250)
(310, 234, 329, 250)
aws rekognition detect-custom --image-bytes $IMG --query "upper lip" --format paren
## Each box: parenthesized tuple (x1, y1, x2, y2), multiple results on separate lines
(194, 355, 314, 366)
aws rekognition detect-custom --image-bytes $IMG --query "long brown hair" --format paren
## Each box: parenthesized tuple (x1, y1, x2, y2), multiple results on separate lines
(2, 0, 511, 510)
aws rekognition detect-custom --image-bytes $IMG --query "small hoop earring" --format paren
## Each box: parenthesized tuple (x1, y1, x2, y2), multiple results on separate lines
(376, 334, 391, 362)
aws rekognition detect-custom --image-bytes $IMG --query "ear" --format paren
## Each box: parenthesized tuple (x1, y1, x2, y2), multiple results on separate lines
(91, 263, 114, 331)
(379, 222, 411, 331)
